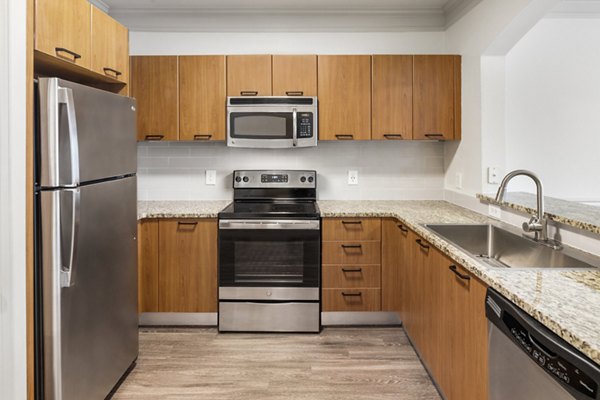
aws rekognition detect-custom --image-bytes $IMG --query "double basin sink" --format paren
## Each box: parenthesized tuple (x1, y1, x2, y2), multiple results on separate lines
(423, 223, 599, 270)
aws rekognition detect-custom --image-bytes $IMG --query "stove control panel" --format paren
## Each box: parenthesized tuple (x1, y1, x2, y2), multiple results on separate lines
(233, 170, 316, 189)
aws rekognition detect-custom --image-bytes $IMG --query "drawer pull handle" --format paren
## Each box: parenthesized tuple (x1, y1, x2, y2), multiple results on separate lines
(286, 91, 304, 96)
(415, 239, 430, 250)
(177, 221, 198, 229)
(342, 268, 363, 273)
(397, 224, 408, 233)
(55, 47, 81, 61)
(240, 91, 258, 96)
(103, 67, 122, 78)
(341, 221, 362, 225)
(194, 134, 212, 140)
(145, 134, 165, 141)
(341, 292, 362, 297)
(383, 134, 403, 140)
(449, 265, 471, 281)
(424, 133, 445, 140)
(341, 244, 362, 249)
(335, 134, 354, 140)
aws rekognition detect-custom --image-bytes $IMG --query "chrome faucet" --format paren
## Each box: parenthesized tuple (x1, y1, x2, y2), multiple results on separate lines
(495, 170, 548, 242)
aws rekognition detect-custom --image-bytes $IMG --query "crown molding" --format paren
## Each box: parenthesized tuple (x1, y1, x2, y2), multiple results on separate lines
(89, 0, 110, 13)
(444, 0, 482, 27)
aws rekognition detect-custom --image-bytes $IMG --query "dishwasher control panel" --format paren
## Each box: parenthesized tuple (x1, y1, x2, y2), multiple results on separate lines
(491, 297, 599, 399)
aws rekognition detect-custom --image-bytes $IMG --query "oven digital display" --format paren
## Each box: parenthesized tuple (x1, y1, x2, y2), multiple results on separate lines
(261, 174, 288, 183)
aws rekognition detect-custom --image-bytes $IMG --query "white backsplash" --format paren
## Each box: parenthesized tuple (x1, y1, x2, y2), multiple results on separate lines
(137, 141, 445, 200)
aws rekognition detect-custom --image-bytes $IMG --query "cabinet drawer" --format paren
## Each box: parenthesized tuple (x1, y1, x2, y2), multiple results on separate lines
(323, 218, 381, 241)
(322, 264, 380, 289)
(322, 288, 381, 311)
(322, 241, 381, 264)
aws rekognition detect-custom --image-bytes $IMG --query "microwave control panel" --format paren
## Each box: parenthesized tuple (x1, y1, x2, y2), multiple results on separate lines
(297, 113, 314, 138)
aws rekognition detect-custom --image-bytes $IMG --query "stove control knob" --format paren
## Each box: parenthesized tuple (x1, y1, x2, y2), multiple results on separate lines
(300, 176, 306, 183)
(243, 176, 249, 183)
(235, 176, 241, 183)
(308, 176, 314, 183)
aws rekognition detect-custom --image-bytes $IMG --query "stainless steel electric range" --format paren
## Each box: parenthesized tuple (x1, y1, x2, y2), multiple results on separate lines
(218, 170, 321, 333)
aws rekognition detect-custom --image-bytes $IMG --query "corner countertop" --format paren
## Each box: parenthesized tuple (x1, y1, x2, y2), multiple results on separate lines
(138, 199, 600, 366)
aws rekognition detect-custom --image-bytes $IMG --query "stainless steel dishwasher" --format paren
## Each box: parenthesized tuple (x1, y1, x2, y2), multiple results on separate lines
(486, 289, 600, 400)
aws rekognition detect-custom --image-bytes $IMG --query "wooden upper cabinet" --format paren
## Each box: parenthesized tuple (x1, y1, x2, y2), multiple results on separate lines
(35, 0, 91, 69)
(317, 55, 371, 140)
(130, 56, 179, 141)
(272, 55, 317, 97)
(227, 55, 272, 96)
(91, 6, 129, 83)
(158, 219, 218, 313)
(372, 55, 413, 140)
(413, 55, 461, 141)
(179, 56, 226, 141)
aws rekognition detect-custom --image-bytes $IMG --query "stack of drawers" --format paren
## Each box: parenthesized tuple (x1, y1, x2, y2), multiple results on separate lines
(322, 218, 382, 311)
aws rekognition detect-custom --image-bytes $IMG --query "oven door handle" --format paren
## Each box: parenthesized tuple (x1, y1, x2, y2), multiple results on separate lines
(219, 219, 320, 230)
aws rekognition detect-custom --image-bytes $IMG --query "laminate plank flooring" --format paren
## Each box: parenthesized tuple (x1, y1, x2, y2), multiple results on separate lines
(112, 327, 441, 400)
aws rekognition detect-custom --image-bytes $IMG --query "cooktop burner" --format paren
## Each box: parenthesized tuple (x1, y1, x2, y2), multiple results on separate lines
(219, 201, 320, 220)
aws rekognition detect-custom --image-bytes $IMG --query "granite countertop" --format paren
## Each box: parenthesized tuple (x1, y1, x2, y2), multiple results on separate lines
(138, 200, 231, 219)
(138, 199, 600, 366)
(478, 192, 600, 235)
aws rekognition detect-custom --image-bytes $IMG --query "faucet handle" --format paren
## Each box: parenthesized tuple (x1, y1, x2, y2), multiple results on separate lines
(522, 217, 543, 233)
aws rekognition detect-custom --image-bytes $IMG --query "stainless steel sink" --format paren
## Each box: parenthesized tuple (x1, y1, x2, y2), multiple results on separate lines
(423, 223, 599, 269)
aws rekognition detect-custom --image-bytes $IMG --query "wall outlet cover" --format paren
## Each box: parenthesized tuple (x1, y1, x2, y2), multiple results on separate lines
(205, 170, 216, 185)
(488, 204, 502, 219)
(455, 172, 463, 189)
(348, 170, 358, 185)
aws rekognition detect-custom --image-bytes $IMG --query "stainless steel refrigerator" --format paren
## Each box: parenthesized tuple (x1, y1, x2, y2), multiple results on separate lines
(34, 78, 138, 400)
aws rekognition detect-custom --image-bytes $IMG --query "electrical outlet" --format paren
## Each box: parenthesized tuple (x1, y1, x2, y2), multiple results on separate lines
(205, 170, 216, 185)
(347, 170, 358, 185)
(455, 172, 463, 189)
(488, 205, 501, 219)
(487, 167, 500, 184)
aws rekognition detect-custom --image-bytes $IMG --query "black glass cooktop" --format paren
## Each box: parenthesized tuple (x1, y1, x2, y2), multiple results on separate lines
(219, 201, 320, 219)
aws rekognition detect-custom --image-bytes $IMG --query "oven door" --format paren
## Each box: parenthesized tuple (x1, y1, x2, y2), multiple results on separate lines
(218, 219, 320, 293)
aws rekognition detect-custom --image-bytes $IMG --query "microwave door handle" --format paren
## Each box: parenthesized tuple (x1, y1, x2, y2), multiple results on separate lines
(292, 107, 298, 147)
(57, 86, 80, 187)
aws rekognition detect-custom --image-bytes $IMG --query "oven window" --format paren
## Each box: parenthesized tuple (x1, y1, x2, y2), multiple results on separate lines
(219, 228, 320, 288)
(230, 112, 293, 139)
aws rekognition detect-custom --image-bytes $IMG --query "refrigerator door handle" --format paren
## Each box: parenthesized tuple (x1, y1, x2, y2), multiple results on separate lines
(57, 86, 80, 187)
(61, 188, 80, 288)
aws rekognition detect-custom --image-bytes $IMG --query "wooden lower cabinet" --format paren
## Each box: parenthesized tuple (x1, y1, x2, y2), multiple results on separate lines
(381, 219, 410, 312)
(400, 228, 489, 400)
(137, 218, 218, 314)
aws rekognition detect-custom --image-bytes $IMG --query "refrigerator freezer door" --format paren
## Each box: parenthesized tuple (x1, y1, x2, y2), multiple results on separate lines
(40, 176, 138, 400)
(38, 78, 136, 188)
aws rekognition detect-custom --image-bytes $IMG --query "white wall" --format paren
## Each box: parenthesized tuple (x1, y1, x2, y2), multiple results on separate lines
(505, 17, 600, 202)
(132, 31, 449, 201)
(138, 141, 445, 200)
(0, 0, 28, 399)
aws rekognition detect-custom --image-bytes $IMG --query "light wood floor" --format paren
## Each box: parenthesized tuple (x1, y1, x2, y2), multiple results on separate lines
(112, 327, 441, 400)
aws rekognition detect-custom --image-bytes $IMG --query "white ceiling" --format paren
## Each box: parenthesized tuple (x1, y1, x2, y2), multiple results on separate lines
(93, 0, 483, 32)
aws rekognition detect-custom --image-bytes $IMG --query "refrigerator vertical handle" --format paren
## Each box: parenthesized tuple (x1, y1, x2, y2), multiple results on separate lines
(60, 188, 80, 288)
(57, 86, 80, 187)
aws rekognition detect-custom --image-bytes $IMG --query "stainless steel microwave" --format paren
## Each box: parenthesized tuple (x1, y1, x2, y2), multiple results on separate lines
(227, 97, 318, 148)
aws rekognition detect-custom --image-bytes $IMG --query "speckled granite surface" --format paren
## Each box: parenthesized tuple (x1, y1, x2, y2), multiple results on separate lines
(478, 192, 600, 235)
(139, 199, 600, 366)
(137, 200, 230, 219)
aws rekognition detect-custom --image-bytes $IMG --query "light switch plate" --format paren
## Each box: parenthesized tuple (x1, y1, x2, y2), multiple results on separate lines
(487, 167, 500, 184)
(205, 170, 216, 185)
(348, 170, 358, 185)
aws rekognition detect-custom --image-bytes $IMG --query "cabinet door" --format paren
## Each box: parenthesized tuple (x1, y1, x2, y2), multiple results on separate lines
(158, 219, 218, 312)
(179, 56, 226, 141)
(442, 260, 489, 400)
(91, 6, 129, 83)
(402, 230, 421, 343)
(413, 55, 460, 140)
(138, 220, 159, 313)
(130, 56, 178, 141)
(226, 55, 272, 96)
(372, 55, 413, 140)
(272, 55, 317, 97)
(381, 219, 404, 312)
(317, 55, 371, 140)
(35, 0, 91, 68)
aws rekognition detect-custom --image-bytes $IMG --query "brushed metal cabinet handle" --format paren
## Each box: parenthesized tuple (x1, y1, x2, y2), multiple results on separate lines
(55, 47, 81, 61)
(335, 134, 354, 140)
(194, 134, 212, 140)
(145, 134, 165, 141)
(240, 91, 258, 96)
(103, 67, 122, 77)
(449, 265, 471, 281)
